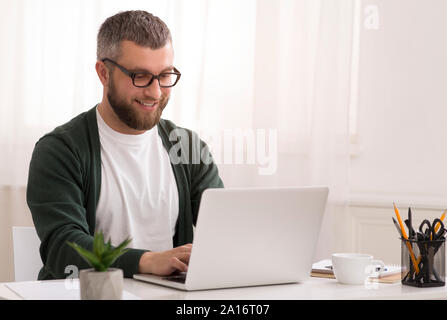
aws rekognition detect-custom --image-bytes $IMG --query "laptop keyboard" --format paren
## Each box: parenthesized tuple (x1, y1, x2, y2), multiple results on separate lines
(162, 274, 186, 284)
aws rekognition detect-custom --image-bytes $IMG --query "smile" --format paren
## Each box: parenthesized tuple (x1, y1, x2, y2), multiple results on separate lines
(135, 99, 158, 112)
(136, 99, 156, 107)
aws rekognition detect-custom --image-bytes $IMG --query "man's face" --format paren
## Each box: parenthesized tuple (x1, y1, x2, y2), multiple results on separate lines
(106, 40, 174, 132)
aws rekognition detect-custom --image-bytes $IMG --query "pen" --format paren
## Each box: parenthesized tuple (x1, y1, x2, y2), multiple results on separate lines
(404, 219, 413, 238)
(408, 207, 414, 239)
(394, 202, 420, 274)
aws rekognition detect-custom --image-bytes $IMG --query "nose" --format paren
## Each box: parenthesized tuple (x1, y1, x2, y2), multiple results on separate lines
(142, 78, 162, 100)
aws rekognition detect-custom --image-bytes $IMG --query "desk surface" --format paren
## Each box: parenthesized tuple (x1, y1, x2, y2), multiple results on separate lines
(1, 277, 447, 300)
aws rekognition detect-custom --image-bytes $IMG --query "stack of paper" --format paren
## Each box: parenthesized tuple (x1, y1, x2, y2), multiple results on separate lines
(311, 259, 335, 279)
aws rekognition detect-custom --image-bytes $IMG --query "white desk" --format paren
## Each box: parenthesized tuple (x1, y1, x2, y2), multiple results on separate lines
(1, 277, 447, 300)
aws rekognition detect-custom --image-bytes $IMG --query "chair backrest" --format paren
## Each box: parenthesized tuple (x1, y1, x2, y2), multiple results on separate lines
(12, 226, 42, 281)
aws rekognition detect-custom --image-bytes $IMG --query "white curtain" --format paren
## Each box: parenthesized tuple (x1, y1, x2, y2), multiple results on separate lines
(0, 0, 354, 259)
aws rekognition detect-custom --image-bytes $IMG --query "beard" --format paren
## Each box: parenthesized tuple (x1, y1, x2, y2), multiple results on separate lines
(107, 77, 169, 131)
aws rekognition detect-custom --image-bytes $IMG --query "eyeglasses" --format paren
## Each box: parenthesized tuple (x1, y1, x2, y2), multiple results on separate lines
(102, 58, 181, 88)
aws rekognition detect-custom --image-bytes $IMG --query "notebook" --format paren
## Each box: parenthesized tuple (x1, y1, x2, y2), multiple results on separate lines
(134, 186, 329, 291)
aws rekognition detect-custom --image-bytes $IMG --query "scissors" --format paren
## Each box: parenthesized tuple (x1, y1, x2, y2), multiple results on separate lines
(412, 219, 445, 283)
(418, 218, 445, 241)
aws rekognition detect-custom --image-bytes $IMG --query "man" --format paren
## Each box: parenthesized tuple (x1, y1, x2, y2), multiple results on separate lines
(26, 10, 224, 280)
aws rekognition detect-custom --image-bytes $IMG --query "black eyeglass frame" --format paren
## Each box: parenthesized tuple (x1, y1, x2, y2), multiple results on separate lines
(102, 58, 181, 88)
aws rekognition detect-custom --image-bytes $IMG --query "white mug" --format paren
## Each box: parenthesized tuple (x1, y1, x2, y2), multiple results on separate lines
(332, 253, 385, 285)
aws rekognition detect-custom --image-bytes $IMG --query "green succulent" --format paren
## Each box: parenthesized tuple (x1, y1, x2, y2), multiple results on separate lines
(67, 231, 131, 272)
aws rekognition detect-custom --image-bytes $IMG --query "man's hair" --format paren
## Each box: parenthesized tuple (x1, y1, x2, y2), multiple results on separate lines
(97, 10, 172, 61)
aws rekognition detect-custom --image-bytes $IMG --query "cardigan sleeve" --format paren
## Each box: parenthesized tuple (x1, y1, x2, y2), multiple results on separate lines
(27, 134, 146, 279)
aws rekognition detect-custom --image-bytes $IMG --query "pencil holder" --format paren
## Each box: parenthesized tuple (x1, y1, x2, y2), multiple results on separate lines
(401, 238, 445, 287)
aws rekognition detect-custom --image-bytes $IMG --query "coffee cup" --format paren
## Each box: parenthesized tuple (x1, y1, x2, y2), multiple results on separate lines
(332, 253, 384, 285)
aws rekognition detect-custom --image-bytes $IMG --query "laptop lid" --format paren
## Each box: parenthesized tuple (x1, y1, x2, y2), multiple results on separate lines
(134, 186, 329, 291)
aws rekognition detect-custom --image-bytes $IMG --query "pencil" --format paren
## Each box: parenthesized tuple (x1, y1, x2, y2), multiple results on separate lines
(393, 202, 420, 274)
(392, 217, 402, 237)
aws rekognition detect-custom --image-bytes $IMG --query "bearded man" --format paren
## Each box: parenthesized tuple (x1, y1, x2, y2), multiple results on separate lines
(26, 10, 223, 280)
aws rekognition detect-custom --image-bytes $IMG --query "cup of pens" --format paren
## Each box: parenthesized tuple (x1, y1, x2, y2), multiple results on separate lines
(393, 203, 446, 287)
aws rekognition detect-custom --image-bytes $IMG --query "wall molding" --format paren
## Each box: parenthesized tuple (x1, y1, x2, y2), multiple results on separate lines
(348, 190, 447, 210)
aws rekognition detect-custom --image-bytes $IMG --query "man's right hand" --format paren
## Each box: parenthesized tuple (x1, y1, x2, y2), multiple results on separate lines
(138, 243, 192, 276)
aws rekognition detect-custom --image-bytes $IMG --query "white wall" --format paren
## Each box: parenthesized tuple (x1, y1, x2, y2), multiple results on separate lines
(333, 0, 447, 265)
(350, 0, 447, 206)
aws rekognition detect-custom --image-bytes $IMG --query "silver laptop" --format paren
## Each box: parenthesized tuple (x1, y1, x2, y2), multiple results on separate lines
(133, 186, 329, 291)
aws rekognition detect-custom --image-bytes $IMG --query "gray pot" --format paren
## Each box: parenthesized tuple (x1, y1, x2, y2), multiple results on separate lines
(79, 268, 123, 300)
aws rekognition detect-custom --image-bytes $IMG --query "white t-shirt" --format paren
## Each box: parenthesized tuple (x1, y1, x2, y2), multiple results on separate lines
(95, 108, 179, 252)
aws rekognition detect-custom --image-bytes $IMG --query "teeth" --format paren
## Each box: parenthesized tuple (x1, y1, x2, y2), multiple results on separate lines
(137, 100, 155, 107)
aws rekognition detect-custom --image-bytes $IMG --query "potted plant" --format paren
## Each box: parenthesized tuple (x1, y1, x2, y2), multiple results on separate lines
(67, 231, 131, 300)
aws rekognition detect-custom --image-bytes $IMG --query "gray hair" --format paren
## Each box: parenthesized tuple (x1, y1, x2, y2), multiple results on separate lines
(97, 10, 172, 61)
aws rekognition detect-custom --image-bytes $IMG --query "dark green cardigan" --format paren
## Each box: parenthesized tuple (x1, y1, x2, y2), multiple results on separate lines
(26, 106, 224, 280)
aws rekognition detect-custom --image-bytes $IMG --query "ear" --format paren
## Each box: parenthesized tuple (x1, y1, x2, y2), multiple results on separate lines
(95, 60, 109, 87)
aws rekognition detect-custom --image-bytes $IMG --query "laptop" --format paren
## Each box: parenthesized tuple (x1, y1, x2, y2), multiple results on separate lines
(133, 186, 329, 291)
